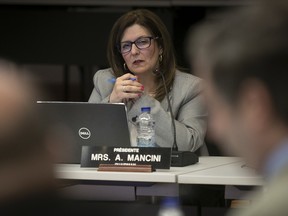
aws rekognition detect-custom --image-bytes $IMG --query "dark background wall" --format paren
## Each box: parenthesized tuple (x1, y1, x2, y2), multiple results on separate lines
(0, 2, 245, 101)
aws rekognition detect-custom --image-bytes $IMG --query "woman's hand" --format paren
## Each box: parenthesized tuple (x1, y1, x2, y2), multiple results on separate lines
(109, 73, 144, 103)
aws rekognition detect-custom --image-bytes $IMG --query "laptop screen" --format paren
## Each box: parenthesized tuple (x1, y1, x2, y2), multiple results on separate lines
(37, 102, 131, 164)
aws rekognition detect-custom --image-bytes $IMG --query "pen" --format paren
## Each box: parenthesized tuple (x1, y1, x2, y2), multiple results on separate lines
(108, 77, 137, 83)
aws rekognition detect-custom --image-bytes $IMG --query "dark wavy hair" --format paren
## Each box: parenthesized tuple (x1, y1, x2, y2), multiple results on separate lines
(107, 9, 176, 102)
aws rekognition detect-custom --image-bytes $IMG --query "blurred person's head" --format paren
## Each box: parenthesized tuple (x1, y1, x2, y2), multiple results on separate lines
(107, 9, 176, 101)
(191, 1, 288, 170)
(0, 60, 54, 202)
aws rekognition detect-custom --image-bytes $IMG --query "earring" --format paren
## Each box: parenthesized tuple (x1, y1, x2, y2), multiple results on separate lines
(123, 63, 128, 71)
(159, 54, 163, 63)
(152, 68, 160, 76)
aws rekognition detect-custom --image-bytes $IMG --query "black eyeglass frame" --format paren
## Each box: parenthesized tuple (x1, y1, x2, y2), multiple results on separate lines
(117, 36, 159, 54)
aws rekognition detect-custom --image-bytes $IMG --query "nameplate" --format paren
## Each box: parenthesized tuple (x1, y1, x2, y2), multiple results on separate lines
(80, 146, 172, 169)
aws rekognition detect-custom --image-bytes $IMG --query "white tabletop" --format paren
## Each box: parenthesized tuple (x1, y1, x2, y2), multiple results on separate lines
(55, 156, 241, 183)
(178, 161, 264, 186)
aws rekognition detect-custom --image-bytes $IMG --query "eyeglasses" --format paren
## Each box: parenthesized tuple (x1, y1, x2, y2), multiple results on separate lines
(118, 36, 159, 54)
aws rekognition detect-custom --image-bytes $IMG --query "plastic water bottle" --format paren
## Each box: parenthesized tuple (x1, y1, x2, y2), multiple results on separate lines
(158, 197, 184, 216)
(137, 107, 156, 147)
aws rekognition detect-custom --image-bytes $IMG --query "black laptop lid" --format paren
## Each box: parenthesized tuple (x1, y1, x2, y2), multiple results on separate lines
(37, 102, 131, 163)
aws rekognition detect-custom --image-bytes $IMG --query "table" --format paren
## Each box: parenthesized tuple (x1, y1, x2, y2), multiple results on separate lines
(55, 157, 244, 200)
(177, 161, 264, 186)
(55, 156, 242, 183)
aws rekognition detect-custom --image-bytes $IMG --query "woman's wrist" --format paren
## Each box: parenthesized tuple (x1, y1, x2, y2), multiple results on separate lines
(108, 94, 115, 103)
(109, 92, 121, 103)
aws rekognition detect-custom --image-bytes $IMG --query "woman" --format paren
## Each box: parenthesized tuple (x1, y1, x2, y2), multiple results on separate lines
(89, 9, 208, 154)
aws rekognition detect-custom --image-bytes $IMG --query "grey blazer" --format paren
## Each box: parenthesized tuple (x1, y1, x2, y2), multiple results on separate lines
(88, 68, 208, 155)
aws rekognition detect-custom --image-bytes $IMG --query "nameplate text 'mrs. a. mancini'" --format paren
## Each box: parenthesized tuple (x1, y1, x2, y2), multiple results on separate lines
(81, 146, 171, 169)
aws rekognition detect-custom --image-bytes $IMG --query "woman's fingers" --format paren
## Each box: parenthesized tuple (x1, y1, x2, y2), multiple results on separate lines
(122, 79, 142, 87)
(109, 73, 143, 103)
(121, 85, 143, 93)
(119, 73, 137, 81)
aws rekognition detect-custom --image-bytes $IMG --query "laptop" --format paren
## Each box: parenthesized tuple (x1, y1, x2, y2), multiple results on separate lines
(37, 102, 131, 164)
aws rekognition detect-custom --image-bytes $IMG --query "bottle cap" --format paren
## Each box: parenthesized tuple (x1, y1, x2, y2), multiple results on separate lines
(161, 197, 180, 208)
(141, 107, 151, 113)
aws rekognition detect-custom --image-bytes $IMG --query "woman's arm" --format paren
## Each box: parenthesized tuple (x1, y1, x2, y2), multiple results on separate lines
(88, 70, 113, 103)
(127, 80, 207, 152)
(89, 69, 143, 104)
(89, 69, 207, 152)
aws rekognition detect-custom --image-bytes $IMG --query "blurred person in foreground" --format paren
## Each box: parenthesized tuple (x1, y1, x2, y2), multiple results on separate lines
(0, 60, 65, 214)
(191, 1, 288, 215)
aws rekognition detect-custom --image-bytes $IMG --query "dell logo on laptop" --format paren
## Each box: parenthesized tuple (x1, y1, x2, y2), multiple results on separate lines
(79, 127, 91, 140)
